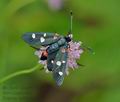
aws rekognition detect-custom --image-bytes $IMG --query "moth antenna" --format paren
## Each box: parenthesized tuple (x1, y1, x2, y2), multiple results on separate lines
(77, 63, 85, 67)
(70, 10, 73, 34)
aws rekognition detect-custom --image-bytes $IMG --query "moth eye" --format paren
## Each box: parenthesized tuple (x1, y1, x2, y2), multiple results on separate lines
(59, 72, 63, 76)
(32, 33, 36, 39)
(40, 37, 45, 43)
(44, 33, 46, 37)
(56, 61, 61, 66)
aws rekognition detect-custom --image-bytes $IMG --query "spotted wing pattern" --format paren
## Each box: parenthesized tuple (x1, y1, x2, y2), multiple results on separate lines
(22, 32, 61, 48)
(52, 44, 68, 86)
(46, 37, 67, 72)
(47, 50, 58, 71)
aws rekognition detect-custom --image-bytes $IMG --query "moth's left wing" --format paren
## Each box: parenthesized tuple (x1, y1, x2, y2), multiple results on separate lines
(22, 32, 61, 48)
(52, 44, 68, 86)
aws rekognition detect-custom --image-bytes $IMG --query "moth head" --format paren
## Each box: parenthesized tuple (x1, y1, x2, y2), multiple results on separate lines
(65, 33, 73, 42)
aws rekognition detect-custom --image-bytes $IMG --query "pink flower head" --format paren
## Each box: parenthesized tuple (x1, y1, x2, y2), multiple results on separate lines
(47, 0, 63, 11)
(67, 41, 83, 69)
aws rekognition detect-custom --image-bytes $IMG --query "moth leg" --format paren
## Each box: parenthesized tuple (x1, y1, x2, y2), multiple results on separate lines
(77, 63, 85, 67)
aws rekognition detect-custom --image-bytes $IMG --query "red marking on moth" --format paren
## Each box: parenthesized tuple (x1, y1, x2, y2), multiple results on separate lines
(42, 51, 48, 57)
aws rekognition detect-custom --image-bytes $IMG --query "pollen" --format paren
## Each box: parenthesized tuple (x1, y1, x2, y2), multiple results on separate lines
(61, 48, 66, 53)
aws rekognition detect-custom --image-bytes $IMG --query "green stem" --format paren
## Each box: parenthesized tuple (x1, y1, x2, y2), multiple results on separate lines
(0, 64, 43, 85)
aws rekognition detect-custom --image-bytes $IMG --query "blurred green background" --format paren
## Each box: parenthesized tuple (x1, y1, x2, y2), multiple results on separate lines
(0, 0, 120, 102)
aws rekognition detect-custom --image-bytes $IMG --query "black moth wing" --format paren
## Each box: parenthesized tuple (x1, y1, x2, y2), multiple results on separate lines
(47, 50, 58, 71)
(52, 44, 68, 86)
(22, 32, 61, 48)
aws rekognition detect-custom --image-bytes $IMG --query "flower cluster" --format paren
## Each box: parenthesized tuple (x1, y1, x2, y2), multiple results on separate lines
(35, 41, 84, 74)
(67, 41, 83, 68)
(47, 0, 63, 11)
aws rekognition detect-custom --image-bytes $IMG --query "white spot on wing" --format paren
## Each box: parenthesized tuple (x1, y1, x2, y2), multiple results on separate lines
(32, 33, 36, 39)
(44, 33, 46, 37)
(56, 61, 61, 66)
(53, 36, 57, 39)
(51, 60, 54, 63)
(59, 72, 63, 76)
(40, 37, 45, 43)
(62, 61, 66, 63)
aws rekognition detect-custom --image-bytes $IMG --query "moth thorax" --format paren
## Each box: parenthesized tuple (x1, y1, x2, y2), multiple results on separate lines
(65, 33, 73, 42)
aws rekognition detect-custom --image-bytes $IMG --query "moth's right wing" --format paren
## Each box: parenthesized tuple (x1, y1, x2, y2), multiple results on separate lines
(52, 45, 68, 86)
(22, 32, 61, 48)
(47, 50, 58, 71)
(46, 38, 67, 72)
